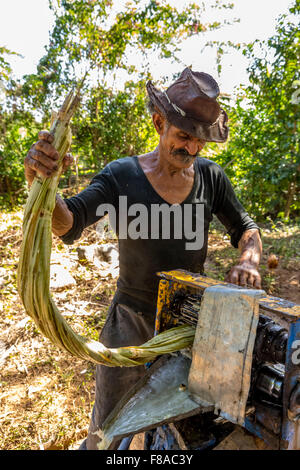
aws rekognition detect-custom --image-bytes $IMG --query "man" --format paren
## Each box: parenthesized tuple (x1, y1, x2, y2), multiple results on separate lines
(24, 68, 262, 450)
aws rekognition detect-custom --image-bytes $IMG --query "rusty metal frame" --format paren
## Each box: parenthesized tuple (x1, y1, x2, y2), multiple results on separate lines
(156, 269, 300, 322)
(154, 269, 300, 450)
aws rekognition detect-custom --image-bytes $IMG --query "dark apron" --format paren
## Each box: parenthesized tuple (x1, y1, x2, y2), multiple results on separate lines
(83, 300, 155, 450)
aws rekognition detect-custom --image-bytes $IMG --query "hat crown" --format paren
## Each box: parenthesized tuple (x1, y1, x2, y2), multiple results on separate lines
(167, 68, 220, 100)
(166, 68, 221, 124)
(145, 68, 229, 142)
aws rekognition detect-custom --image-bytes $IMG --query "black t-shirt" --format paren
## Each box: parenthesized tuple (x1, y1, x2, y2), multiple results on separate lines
(60, 156, 259, 319)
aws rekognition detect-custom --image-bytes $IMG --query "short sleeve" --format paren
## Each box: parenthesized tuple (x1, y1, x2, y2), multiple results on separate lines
(212, 166, 260, 248)
(60, 164, 116, 245)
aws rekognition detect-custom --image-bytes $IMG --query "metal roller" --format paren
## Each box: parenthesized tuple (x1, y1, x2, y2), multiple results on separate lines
(173, 294, 288, 366)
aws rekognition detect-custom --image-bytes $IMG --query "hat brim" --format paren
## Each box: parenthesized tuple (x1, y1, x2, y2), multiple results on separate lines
(147, 81, 229, 143)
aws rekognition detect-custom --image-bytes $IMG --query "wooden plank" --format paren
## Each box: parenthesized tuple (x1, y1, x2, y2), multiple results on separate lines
(188, 285, 262, 425)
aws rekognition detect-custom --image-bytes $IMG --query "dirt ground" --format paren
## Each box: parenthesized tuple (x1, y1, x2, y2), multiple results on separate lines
(0, 210, 299, 450)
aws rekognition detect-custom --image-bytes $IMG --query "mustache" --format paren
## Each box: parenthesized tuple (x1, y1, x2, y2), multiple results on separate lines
(171, 148, 199, 160)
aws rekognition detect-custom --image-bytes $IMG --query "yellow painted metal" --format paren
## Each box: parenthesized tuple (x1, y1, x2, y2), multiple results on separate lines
(156, 269, 300, 322)
(155, 278, 194, 334)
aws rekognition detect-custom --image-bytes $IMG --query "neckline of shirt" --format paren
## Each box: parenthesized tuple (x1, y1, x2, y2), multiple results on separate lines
(133, 155, 199, 206)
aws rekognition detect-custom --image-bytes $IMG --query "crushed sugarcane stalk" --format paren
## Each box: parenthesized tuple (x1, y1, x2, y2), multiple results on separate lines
(17, 91, 196, 367)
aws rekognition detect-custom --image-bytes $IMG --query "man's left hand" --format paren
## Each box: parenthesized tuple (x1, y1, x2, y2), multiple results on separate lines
(225, 261, 261, 289)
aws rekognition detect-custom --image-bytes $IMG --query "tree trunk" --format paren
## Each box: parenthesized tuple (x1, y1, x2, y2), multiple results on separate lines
(5, 176, 15, 207)
(284, 174, 298, 219)
(284, 122, 299, 219)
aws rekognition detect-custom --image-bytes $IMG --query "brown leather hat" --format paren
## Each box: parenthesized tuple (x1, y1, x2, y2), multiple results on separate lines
(146, 68, 229, 142)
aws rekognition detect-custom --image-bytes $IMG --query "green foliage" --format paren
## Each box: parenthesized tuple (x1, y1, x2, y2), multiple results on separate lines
(0, 46, 20, 84)
(1, 0, 298, 222)
(0, 0, 235, 208)
(72, 80, 158, 171)
(214, 2, 300, 220)
(22, 0, 229, 110)
(0, 110, 39, 207)
(0, 46, 40, 208)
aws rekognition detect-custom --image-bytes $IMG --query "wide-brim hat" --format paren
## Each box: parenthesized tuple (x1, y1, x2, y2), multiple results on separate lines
(146, 68, 229, 143)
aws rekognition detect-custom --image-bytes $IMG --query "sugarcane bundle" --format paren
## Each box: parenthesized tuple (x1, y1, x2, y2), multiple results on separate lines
(17, 91, 196, 367)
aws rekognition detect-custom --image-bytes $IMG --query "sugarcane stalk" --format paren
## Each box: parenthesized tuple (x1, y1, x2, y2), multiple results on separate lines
(17, 91, 196, 367)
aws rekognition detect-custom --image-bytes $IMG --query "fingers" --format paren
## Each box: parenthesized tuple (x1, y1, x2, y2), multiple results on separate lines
(247, 273, 255, 287)
(25, 152, 73, 183)
(25, 150, 57, 178)
(225, 268, 239, 285)
(24, 134, 60, 180)
(28, 148, 58, 170)
(239, 270, 248, 287)
(38, 130, 54, 144)
(25, 149, 58, 179)
(253, 273, 262, 289)
(35, 140, 60, 160)
(226, 266, 261, 289)
(62, 153, 74, 170)
(24, 130, 74, 186)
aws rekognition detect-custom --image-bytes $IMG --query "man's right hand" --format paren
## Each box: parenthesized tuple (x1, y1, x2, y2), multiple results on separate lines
(24, 130, 73, 186)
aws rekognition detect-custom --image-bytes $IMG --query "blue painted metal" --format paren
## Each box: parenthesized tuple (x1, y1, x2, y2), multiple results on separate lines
(117, 435, 134, 450)
(244, 417, 280, 449)
(281, 318, 300, 449)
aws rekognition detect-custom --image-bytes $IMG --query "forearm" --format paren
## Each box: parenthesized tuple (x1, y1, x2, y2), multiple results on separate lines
(52, 194, 74, 237)
(237, 228, 262, 267)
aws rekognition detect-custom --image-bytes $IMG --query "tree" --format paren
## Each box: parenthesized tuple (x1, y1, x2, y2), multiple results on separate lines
(0, 0, 237, 208)
(22, 0, 235, 111)
(215, 1, 300, 220)
(71, 80, 158, 172)
(0, 47, 40, 207)
(19, 0, 236, 183)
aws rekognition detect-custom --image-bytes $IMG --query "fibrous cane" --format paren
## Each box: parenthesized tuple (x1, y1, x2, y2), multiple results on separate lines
(17, 91, 195, 367)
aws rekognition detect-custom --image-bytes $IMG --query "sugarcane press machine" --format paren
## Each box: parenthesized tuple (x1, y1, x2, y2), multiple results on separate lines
(100, 270, 300, 451)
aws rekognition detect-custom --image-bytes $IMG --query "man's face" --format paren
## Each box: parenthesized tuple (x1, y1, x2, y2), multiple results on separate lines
(154, 114, 206, 168)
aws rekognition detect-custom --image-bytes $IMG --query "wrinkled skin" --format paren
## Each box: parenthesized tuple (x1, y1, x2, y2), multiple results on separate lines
(24, 130, 73, 186)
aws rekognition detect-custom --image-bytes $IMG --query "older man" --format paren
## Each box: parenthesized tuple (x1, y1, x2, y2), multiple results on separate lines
(24, 68, 262, 449)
